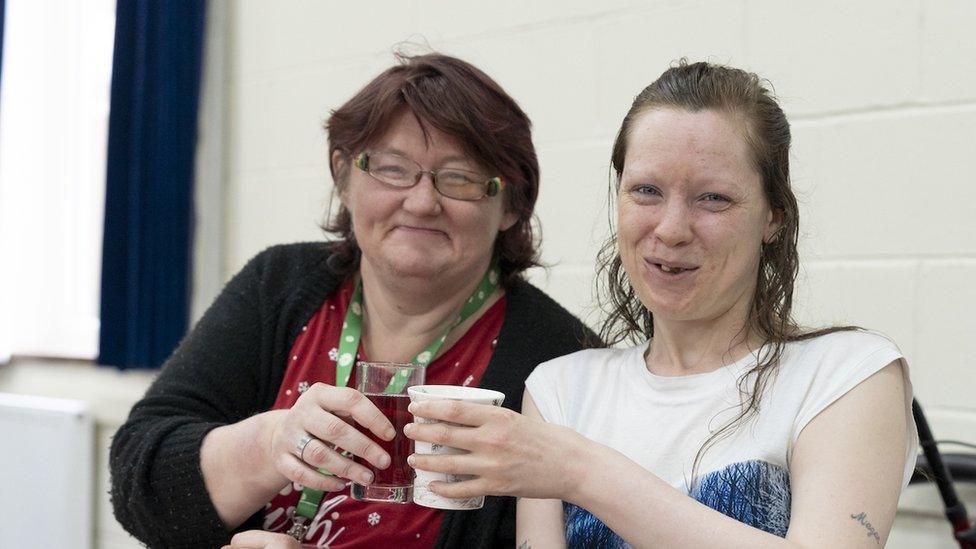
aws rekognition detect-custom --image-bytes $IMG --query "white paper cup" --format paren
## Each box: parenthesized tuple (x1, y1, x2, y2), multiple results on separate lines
(407, 385, 506, 510)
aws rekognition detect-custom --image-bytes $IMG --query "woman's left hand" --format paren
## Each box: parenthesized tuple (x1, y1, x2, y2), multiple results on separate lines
(403, 399, 591, 501)
(221, 530, 301, 549)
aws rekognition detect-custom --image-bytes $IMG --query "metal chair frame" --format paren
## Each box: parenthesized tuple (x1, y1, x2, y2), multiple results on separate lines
(910, 399, 976, 548)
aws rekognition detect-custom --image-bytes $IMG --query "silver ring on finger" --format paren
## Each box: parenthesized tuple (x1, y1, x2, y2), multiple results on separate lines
(295, 434, 316, 461)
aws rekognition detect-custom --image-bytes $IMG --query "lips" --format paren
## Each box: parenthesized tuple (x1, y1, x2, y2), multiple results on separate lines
(645, 256, 700, 275)
(395, 225, 449, 238)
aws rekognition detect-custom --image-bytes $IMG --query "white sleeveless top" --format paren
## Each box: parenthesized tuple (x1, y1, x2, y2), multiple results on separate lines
(526, 330, 917, 544)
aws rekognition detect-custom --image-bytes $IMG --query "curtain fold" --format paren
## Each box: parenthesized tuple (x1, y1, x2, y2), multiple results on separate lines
(98, 0, 206, 370)
(1, 0, 6, 84)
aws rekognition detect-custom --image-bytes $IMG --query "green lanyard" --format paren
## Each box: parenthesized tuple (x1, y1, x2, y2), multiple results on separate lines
(335, 264, 500, 388)
(288, 264, 500, 537)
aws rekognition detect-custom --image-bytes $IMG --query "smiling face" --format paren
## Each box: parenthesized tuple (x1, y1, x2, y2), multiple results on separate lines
(617, 107, 781, 326)
(336, 110, 517, 283)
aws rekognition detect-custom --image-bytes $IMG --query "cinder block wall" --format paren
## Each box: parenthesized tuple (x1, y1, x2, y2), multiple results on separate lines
(219, 1, 976, 546)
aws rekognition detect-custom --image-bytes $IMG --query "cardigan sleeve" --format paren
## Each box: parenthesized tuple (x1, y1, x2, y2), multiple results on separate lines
(109, 250, 275, 548)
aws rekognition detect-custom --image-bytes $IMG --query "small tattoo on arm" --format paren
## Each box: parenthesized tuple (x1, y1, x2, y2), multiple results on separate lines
(850, 512, 881, 544)
(518, 540, 531, 549)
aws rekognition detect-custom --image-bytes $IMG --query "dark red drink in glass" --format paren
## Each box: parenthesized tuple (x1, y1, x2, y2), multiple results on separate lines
(357, 393, 414, 486)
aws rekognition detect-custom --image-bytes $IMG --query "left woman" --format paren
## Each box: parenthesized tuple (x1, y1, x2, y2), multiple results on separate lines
(109, 53, 595, 549)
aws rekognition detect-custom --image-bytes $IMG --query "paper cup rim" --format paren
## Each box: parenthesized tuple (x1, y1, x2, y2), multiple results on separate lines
(407, 385, 505, 402)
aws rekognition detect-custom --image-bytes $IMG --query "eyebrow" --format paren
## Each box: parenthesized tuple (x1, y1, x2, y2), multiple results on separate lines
(375, 147, 472, 166)
(439, 155, 473, 165)
(620, 170, 742, 193)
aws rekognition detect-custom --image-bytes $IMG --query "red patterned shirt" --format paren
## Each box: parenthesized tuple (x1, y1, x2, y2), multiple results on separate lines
(263, 278, 505, 548)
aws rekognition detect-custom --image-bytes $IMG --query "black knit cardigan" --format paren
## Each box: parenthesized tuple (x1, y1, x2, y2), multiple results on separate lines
(109, 242, 597, 548)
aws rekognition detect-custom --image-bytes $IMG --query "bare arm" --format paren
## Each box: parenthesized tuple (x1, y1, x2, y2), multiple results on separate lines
(516, 390, 567, 549)
(568, 361, 908, 548)
(783, 360, 909, 546)
(200, 410, 290, 529)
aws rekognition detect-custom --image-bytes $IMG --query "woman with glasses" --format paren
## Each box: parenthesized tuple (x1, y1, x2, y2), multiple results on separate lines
(109, 53, 595, 549)
(404, 60, 917, 548)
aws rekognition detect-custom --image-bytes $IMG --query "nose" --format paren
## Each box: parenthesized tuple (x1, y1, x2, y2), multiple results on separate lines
(653, 200, 693, 247)
(401, 172, 442, 216)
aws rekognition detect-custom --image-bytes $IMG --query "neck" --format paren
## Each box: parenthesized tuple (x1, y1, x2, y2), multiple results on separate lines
(645, 297, 761, 377)
(358, 258, 494, 363)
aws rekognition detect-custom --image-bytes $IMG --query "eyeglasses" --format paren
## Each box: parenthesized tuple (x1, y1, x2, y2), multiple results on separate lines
(354, 151, 504, 201)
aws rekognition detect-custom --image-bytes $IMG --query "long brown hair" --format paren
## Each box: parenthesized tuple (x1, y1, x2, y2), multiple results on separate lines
(597, 59, 857, 483)
(323, 52, 540, 287)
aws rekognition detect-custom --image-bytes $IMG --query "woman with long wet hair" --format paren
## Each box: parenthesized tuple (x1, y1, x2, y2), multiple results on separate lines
(405, 60, 917, 548)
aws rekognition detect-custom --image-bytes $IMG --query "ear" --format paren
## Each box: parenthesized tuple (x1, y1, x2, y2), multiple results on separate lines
(500, 210, 519, 232)
(763, 207, 784, 244)
(331, 150, 349, 204)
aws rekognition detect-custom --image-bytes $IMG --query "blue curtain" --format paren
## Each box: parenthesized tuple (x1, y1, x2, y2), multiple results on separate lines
(1, 0, 5, 93)
(99, 0, 206, 370)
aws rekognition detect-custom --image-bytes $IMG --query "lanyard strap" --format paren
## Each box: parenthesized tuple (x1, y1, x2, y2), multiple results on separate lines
(335, 264, 500, 387)
(291, 263, 500, 531)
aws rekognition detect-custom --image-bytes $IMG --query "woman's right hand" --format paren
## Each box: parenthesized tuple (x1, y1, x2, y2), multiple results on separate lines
(268, 383, 395, 492)
(221, 530, 302, 549)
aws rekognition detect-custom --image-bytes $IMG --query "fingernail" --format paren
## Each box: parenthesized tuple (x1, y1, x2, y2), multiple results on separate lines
(378, 454, 390, 468)
(385, 427, 396, 440)
(403, 422, 414, 434)
(408, 403, 417, 413)
(407, 455, 416, 466)
(359, 471, 373, 485)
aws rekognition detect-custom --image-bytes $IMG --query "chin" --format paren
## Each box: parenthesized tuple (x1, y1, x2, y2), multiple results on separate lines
(386, 260, 439, 279)
(374, 239, 440, 266)
(642, 297, 699, 322)
(651, 309, 701, 323)
(385, 255, 451, 280)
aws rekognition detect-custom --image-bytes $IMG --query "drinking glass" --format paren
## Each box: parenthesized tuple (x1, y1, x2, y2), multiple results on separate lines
(350, 361, 425, 503)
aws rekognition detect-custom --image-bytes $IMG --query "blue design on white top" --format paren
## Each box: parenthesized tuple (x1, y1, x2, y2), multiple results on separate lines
(563, 459, 791, 547)
(563, 502, 631, 548)
(691, 459, 791, 536)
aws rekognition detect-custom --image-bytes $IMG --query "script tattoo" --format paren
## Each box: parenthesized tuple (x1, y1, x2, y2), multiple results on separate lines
(850, 512, 881, 544)
(518, 541, 531, 549)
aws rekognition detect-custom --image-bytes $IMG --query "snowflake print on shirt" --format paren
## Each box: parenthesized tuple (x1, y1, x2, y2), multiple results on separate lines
(297, 381, 310, 394)
(329, 347, 338, 361)
(367, 512, 381, 526)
